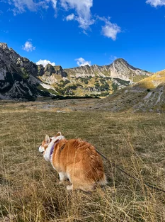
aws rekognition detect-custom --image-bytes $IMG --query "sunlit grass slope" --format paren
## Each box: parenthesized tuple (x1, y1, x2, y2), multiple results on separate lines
(136, 69, 165, 89)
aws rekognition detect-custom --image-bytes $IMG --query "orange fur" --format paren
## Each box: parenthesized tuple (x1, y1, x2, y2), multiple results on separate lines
(39, 135, 107, 191)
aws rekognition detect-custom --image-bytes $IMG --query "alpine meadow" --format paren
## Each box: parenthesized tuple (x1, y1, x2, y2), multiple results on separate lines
(1, 0, 165, 221)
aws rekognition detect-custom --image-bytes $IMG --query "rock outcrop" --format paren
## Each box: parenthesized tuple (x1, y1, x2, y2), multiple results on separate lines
(0, 43, 52, 100)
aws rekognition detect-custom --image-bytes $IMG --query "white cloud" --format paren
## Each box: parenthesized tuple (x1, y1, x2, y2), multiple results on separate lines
(98, 17, 121, 40)
(60, 0, 94, 29)
(36, 59, 56, 67)
(47, 0, 57, 10)
(66, 13, 75, 21)
(7, 0, 94, 29)
(12, 0, 35, 13)
(76, 57, 91, 66)
(6, 0, 121, 38)
(146, 0, 165, 7)
(9, 0, 47, 14)
(102, 23, 121, 40)
(22, 41, 35, 52)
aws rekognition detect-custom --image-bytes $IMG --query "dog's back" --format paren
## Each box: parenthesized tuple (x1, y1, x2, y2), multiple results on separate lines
(52, 138, 107, 191)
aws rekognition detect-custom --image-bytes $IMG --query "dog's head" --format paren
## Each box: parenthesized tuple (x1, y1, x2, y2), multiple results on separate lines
(38, 134, 51, 154)
(39, 132, 64, 158)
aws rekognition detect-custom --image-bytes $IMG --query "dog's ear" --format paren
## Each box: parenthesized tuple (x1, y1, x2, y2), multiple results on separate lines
(45, 135, 50, 143)
(56, 132, 61, 137)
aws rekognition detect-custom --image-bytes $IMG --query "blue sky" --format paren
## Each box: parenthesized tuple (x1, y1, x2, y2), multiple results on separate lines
(0, 0, 165, 72)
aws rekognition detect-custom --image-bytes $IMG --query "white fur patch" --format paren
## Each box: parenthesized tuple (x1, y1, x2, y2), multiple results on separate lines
(67, 185, 73, 191)
(51, 135, 65, 143)
(39, 146, 44, 153)
(43, 135, 65, 162)
(43, 141, 54, 161)
(59, 172, 68, 181)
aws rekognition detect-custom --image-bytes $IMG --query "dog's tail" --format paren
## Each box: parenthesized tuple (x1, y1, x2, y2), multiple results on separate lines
(98, 173, 107, 186)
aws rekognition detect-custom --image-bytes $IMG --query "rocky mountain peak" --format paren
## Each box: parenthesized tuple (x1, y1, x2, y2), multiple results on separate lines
(112, 58, 131, 68)
(0, 43, 8, 50)
(111, 58, 132, 68)
(113, 58, 126, 63)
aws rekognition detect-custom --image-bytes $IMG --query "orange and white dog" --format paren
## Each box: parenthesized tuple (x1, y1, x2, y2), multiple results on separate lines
(39, 132, 107, 191)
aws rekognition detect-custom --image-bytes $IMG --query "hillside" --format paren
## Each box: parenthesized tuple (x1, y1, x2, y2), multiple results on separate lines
(94, 69, 165, 112)
(0, 42, 152, 100)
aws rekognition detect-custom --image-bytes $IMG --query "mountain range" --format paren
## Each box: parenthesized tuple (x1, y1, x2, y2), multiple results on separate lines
(0, 43, 152, 101)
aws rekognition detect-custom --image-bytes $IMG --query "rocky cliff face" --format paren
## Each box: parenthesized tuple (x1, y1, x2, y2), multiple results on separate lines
(0, 43, 54, 100)
(40, 65, 67, 84)
(0, 42, 153, 100)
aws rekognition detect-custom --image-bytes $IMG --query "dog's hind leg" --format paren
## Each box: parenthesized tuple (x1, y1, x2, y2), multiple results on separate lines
(68, 170, 95, 191)
(66, 184, 73, 191)
(59, 172, 69, 184)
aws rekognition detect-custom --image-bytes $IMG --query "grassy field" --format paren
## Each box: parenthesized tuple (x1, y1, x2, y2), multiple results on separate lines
(0, 100, 165, 222)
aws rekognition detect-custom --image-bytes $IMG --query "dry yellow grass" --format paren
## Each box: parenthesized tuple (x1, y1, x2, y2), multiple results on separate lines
(0, 100, 165, 221)
(136, 69, 165, 89)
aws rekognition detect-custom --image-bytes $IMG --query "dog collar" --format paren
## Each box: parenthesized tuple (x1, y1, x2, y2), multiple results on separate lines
(49, 139, 60, 159)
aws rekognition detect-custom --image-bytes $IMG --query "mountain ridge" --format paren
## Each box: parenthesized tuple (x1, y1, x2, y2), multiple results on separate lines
(0, 42, 153, 100)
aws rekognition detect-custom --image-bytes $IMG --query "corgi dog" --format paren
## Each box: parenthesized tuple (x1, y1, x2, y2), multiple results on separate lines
(39, 132, 107, 191)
